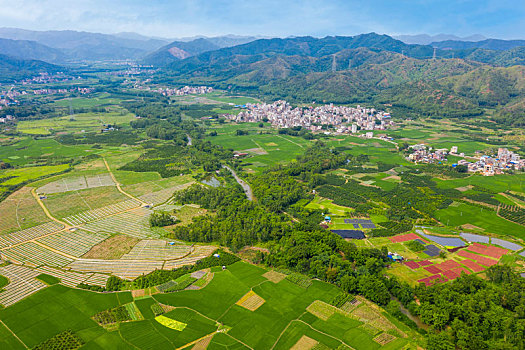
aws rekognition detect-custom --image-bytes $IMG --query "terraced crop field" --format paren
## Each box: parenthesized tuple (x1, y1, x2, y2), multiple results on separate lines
(82, 207, 156, 239)
(120, 240, 192, 260)
(37, 173, 115, 194)
(37, 229, 109, 257)
(0, 222, 64, 248)
(67, 259, 164, 280)
(0, 264, 47, 307)
(62, 199, 141, 226)
(2, 242, 74, 267)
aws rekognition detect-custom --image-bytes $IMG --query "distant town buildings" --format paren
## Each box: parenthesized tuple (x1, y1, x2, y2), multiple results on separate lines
(0, 115, 15, 124)
(135, 85, 213, 97)
(407, 144, 448, 163)
(407, 145, 524, 175)
(159, 85, 213, 96)
(0, 86, 94, 110)
(461, 148, 524, 175)
(225, 100, 393, 132)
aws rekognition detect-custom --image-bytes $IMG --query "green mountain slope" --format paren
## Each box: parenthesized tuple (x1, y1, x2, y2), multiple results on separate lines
(0, 54, 63, 82)
(162, 34, 525, 126)
(0, 38, 64, 62)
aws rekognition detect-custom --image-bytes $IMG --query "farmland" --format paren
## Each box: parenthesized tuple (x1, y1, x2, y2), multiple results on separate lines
(0, 260, 420, 349)
(17, 110, 136, 135)
(1, 80, 525, 350)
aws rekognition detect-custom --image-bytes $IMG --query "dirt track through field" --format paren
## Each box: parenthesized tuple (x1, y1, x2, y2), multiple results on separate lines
(31, 187, 70, 228)
(103, 158, 148, 206)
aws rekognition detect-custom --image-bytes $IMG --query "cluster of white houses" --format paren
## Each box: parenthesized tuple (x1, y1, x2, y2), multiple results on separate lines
(226, 100, 393, 132)
(407, 144, 449, 163)
(408, 145, 524, 175)
(457, 148, 524, 175)
(137, 85, 214, 97)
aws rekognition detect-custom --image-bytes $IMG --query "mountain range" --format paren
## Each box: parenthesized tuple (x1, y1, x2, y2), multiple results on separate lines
(159, 33, 525, 126)
(0, 29, 523, 126)
(0, 54, 62, 82)
(394, 34, 486, 45)
(142, 36, 259, 66)
(0, 28, 259, 63)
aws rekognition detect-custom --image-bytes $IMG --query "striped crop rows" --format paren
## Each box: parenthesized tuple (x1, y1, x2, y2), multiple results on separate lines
(0, 222, 64, 249)
(0, 264, 47, 307)
(37, 229, 109, 257)
(82, 208, 156, 239)
(35, 265, 88, 287)
(121, 240, 192, 260)
(67, 259, 164, 280)
(63, 199, 140, 226)
(37, 174, 115, 194)
(139, 182, 194, 205)
(2, 242, 74, 267)
(84, 273, 110, 287)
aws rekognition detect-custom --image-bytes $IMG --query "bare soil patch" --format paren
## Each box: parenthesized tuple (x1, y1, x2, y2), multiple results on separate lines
(236, 290, 265, 311)
(382, 175, 401, 181)
(192, 335, 214, 350)
(462, 224, 485, 231)
(290, 335, 318, 350)
(455, 185, 474, 192)
(374, 333, 396, 345)
(263, 270, 287, 283)
(132, 289, 145, 298)
(243, 147, 268, 155)
(82, 234, 140, 259)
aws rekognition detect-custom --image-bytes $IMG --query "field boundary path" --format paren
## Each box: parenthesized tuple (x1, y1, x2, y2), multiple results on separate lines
(31, 187, 70, 228)
(222, 165, 253, 201)
(0, 319, 28, 349)
(103, 158, 148, 206)
(175, 332, 217, 350)
(499, 192, 525, 208)
(275, 134, 304, 149)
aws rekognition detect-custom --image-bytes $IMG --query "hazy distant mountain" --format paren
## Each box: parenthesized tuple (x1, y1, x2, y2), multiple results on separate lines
(0, 27, 167, 61)
(112, 32, 170, 43)
(143, 35, 259, 66)
(395, 34, 486, 45)
(0, 38, 65, 62)
(0, 54, 62, 82)
(431, 39, 525, 51)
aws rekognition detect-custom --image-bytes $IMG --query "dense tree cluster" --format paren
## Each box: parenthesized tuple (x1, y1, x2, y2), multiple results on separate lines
(149, 210, 177, 227)
(119, 141, 232, 177)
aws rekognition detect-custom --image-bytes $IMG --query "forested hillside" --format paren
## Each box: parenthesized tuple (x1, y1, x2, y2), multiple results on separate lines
(160, 33, 525, 126)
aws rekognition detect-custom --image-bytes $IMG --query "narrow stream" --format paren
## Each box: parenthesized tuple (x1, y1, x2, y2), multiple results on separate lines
(398, 301, 429, 330)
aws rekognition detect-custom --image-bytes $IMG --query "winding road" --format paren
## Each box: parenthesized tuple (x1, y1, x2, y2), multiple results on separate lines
(222, 165, 253, 201)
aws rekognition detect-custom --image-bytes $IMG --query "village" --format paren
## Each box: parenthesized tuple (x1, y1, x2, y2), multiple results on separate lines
(226, 100, 394, 132)
(407, 144, 524, 175)
(132, 83, 214, 97)
(0, 86, 94, 109)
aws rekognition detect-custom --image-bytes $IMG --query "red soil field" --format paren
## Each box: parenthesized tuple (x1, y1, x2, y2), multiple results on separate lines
(424, 265, 441, 274)
(458, 250, 498, 267)
(404, 261, 420, 269)
(389, 233, 421, 243)
(467, 243, 508, 259)
(459, 259, 485, 272)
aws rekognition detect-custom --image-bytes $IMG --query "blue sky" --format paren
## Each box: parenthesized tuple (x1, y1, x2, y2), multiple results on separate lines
(0, 0, 523, 39)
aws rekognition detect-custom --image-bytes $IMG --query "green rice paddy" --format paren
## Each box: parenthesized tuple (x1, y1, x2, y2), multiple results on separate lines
(0, 262, 420, 349)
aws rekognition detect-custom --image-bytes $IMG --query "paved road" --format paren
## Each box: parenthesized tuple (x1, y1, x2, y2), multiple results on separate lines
(222, 165, 253, 201)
